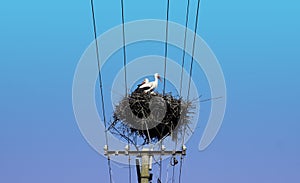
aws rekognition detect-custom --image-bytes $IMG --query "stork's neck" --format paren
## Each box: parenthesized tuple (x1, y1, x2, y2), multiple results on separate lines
(154, 75, 158, 84)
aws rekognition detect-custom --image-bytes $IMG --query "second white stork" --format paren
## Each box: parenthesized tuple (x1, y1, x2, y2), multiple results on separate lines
(137, 78, 149, 88)
(134, 78, 149, 92)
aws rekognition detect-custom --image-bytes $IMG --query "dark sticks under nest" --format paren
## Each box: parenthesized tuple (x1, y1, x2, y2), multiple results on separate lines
(110, 90, 193, 145)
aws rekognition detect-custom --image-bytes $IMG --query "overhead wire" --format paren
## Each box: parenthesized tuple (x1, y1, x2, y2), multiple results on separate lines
(163, 0, 170, 96)
(179, 0, 202, 182)
(121, 0, 128, 96)
(171, 136, 178, 183)
(179, 0, 191, 97)
(171, 154, 176, 183)
(160, 0, 171, 182)
(175, 0, 191, 182)
(178, 156, 185, 183)
(120, 0, 132, 182)
(159, 142, 163, 183)
(126, 127, 132, 183)
(107, 159, 113, 183)
(90, 0, 113, 183)
(165, 156, 173, 183)
(187, 0, 201, 101)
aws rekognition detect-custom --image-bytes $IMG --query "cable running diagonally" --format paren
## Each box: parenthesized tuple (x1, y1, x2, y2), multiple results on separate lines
(120, 0, 128, 96)
(179, 0, 191, 97)
(120, 1, 132, 182)
(90, 0, 108, 148)
(179, 0, 201, 182)
(90, 0, 112, 183)
(107, 158, 113, 183)
(163, 0, 170, 96)
(175, 1, 191, 181)
(178, 156, 184, 183)
(171, 155, 176, 183)
(160, 0, 171, 181)
(187, 0, 201, 101)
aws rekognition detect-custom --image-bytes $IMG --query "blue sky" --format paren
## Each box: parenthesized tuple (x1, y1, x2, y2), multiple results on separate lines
(1, 0, 300, 182)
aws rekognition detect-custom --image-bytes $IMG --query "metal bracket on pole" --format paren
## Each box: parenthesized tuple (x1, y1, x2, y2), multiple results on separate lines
(104, 146, 187, 157)
(104, 145, 187, 183)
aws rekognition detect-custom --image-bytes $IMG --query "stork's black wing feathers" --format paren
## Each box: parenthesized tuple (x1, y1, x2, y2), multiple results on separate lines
(134, 86, 151, 93)
(137, 83, 144, 88)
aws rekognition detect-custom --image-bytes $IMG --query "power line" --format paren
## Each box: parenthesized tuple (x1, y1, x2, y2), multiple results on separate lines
(160, 0, 171, 181)
(120, 0, 128, 96)
(179, 0, 201, 182)
(171, 133, 178, 183)
(127, 130, 132, 183)
(179, 0, 191, 97)
(120, 1, 132, 182)
(159, 145, 163, 182)
(107, 157, 113, 183)
(171, 155, 176, 183)
(163, 0, 170, 96)
(90, 0, 112, 183)
(178, 156, 184, 183)
(176, 0, 191, 180)
(90, 0, 108, 145)
(171, 119, 179, 182)
(128, 158, 132, 183)
(187, 0, 201, 101)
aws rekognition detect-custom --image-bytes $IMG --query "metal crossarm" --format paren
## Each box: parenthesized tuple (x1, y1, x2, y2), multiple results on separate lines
(104, 145, 187, 157)
(104, 145, 187, 183)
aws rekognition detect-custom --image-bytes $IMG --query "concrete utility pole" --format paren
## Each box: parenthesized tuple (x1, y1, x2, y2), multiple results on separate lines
(104, 145, 187, 183)
(141, 149, 150, 183)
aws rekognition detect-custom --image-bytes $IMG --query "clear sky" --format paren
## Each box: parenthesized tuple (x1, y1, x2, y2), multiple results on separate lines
(1, 0, 300, 183)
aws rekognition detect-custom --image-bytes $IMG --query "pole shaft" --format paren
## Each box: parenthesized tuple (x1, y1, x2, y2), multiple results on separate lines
(141, 154, 150, 183)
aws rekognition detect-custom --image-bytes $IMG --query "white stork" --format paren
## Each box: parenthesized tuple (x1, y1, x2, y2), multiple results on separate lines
(137, 78, 149, 88)
(138, 73, 161, 94)
(134, 78, 149, 93)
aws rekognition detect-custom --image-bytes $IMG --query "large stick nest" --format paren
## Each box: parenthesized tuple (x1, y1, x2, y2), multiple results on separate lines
(110, 91, 193, 145)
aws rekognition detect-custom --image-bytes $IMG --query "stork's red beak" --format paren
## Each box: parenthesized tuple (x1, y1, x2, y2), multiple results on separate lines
(158, 75, 162, 82)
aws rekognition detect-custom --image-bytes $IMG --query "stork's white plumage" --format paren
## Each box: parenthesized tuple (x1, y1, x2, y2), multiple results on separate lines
(137, 78, 149, 87)
(134, 78, 149, 92)
(139, 73, 161, 94)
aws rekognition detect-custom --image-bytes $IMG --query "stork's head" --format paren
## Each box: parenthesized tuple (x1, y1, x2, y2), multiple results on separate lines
(154, 73, 162, 82)
(142, 78, 149, 84)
